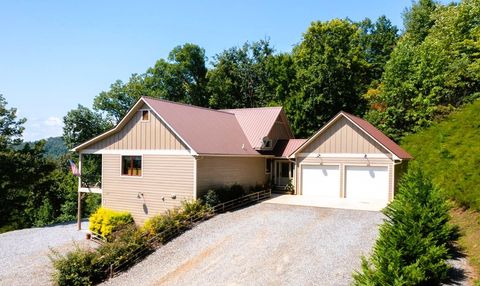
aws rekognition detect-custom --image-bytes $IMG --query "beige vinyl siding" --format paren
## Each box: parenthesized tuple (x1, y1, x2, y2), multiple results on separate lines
(302, 117, 388, 155)
(296, 156, 394, 201)
(196, 156, 266, 196)
(89, 104, 187, 151)
(102, 154, 194, 224)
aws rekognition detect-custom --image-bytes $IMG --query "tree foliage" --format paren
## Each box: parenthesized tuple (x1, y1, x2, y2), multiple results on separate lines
(93, 43, 209, 121)
(367, 0, 480, 141)
(207, 39, 275, 108)
(403, 0, 438, 44)
(63, 105, 112, 150)
(354, 168, 456, 285)
(290, 19, 370, 137)
(358, 16, 399, 86)
(0, 94, 26, 150)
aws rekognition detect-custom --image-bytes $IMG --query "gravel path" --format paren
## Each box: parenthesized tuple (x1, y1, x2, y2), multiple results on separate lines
(103, 204, 384, 286)
(0, 221, 95, 286)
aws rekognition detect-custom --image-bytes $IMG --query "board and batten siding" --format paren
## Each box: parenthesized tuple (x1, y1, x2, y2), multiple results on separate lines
(268, 115, 293, 144)
(88, 104, 187, 151)
(302, 117, 389, 155)
(196, 156, 266, 196)
(102, 154, 195, 224)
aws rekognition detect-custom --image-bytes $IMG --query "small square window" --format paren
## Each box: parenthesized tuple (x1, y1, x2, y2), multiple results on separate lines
(142, 110, 149, 121)
(122, 156, 142, 176)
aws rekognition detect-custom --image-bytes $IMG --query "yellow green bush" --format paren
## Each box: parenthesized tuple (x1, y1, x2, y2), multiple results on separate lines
(143, 200, 211, 240)
(89, 207, 133, 240)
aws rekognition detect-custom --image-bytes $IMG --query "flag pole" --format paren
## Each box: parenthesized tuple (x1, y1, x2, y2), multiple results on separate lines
(77, 153, 83, 230)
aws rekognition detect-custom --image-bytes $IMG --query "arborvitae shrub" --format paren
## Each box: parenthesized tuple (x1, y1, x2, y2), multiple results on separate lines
(353, 168, 456, 285)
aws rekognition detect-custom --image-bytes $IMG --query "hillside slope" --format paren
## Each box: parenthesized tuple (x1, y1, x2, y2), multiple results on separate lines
(401, 100, 480, 210)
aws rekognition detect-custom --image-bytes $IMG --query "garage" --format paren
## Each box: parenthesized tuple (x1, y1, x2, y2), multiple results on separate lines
(290, 112, 413, 208)
(344, 166, 389, 204)
(301, 165, 340, 198)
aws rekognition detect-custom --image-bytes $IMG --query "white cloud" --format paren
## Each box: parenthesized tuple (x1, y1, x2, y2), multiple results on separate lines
(22, 116, 64, 141)
(45, 116, 63, 127)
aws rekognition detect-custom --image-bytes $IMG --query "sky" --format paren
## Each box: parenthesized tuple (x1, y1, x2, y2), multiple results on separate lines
(0, 0, 447, 141)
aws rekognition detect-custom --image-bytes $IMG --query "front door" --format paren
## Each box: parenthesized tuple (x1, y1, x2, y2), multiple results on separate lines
(276, 161, 291, 186)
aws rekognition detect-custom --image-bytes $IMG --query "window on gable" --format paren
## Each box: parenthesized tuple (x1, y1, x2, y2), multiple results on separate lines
(122, 156, 142, 176)
(141, 110, 149, 121)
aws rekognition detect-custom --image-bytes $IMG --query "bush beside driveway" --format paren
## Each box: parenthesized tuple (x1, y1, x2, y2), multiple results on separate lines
(103, 204, 384, 286)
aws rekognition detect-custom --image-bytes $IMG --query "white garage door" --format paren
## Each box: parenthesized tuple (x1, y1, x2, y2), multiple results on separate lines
(302, 165, 340, 198)
(345, 166, 389, 204)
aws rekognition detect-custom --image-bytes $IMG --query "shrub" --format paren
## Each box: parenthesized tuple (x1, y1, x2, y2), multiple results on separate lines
(53, 200, 211, 285)
(353, 168, 456, 285)
(181, 200, 211, 220)
(51, 246, 102, 286)
(51, 225, 148, 285)
(200, 184, 251, 206)
(95, 225, 149, 269)
(203, 190, 220, 207)
(89, 207, 133, 240)
(143, 200, 211, 242)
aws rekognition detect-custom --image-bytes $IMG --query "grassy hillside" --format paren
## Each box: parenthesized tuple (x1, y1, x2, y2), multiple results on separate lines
(402, 100, 480, 283)
(401, 100, 480, 211)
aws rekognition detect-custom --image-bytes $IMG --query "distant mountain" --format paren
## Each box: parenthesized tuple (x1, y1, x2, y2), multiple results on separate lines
(16, 136, 68, 158)
(43, 136, 68, 158)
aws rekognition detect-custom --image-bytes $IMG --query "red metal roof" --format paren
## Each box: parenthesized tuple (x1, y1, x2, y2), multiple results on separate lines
(220, 107, 284, 149)
(342, 112, 413, 159)
(264, 139, 307, 158)
(144, 97, 258, 155)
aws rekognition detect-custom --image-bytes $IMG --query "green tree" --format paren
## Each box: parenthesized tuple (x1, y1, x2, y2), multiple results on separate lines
(366, 0, 480, 141)
(0, 94, 26, 150)
(291, 19, 369, 137)
(358, 16, 399, 83)
(94, 43, 208, 121)
(63, 105, 112, 150)
(145, 43, 208, 107)
(93, 75, 147, 123)
(207, 39, 275, 108)
(403, 0, 438, 44)
(353, 168, 455, 285)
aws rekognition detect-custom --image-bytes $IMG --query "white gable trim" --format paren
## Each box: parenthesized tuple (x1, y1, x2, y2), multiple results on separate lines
(72, 98, 197, 155)
(290, 112, 395, 159)
(81, 149, 193, 156)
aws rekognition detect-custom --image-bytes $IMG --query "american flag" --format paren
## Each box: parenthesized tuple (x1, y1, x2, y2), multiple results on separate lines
(69, 160, 80, 177)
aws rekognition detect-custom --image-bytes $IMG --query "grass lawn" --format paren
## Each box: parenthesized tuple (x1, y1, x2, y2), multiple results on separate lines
(450, 207, 480, 285)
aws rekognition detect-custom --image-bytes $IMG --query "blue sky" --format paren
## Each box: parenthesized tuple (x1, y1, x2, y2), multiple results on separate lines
(0, 1, 446, 141)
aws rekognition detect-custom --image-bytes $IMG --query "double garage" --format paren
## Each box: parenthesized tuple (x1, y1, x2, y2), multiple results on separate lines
(301, 164, 390, 206)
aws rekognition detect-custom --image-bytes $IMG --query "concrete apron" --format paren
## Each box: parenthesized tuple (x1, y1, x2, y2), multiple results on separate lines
(263, 194, 386, 212)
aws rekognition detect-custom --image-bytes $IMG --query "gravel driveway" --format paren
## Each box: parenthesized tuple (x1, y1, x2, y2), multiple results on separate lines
(0, 221, 94, 286)
(103, 204, 384, 286)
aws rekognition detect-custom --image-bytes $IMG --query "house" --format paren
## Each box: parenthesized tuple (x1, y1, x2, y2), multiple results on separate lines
(73, 96, 412, 224)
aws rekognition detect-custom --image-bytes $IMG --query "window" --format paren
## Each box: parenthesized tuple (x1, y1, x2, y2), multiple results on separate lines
(141, 110, 149, 121)
(266, 159, 272, 174)
(122, 156, 142, 176)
